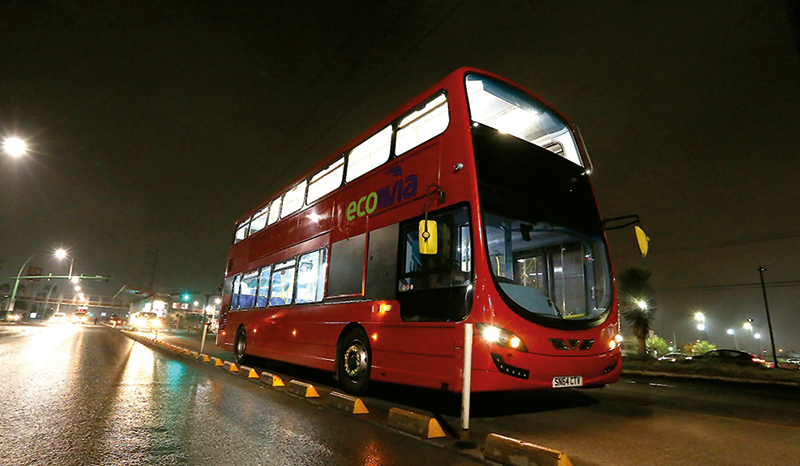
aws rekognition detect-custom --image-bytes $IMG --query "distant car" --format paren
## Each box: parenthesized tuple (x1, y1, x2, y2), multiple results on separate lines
(130, 312, 164, 331)
(71, 310, 90, 324)
(6, 313, 22, 322)
(49, 312, 69, 324)
(658, 352, 687, 362)
(108, 316, 125, 327)
(691, 349, 766, 367)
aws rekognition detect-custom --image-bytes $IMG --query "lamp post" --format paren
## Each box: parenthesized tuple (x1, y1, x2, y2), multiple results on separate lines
(754, 333, 764, 354)
(757, 267, 779, 368)
(6, 253, 41, 314)
(6, 250, 72, 316)
(726, 329, 739, 350)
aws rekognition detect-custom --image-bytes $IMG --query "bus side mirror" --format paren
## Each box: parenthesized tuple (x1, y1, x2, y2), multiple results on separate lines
(419, 220, 438, 255)
(635, 225, 650, 257)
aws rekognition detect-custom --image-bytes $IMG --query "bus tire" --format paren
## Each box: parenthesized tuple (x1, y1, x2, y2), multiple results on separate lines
(337, 328, 371, 395)
(233, 326, 251, 365)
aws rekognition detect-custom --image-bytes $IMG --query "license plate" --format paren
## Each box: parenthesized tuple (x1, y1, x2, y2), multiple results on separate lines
(552, 375, 583, 388)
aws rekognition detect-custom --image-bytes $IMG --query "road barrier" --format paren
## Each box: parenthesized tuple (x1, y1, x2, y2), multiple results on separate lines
(484, 433, 572, 466)
(288, 380, 319, 398)
(238, 365, 260, 379)
(329, 391, 369, 414)
(259, 371, 285, 387)
(387, 408, 445, 439)
(222, 361, 239, 373)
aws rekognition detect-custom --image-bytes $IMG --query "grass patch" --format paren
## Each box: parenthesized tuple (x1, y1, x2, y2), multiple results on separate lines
(622, 358, 800, 384)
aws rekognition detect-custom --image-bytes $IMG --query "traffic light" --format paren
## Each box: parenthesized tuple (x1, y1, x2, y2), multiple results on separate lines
(182, 293, 191, 302)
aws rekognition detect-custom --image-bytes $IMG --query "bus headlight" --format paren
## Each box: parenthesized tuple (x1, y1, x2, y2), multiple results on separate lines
(609, 333, 623, 351)
(476, 323, 528, 352)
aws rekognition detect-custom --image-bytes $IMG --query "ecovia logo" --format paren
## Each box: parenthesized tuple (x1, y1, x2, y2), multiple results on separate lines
(346, 166, 417, 221)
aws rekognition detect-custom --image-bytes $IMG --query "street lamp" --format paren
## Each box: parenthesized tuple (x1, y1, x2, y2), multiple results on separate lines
(726, 328, 739, 350)
(694, 312, 707, 340)
(5, 250, 68, 315)
(54, 248, 75, 279)
(2, 136, 27, 157)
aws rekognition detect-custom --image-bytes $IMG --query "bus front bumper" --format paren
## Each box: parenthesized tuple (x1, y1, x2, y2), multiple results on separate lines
(469, 349, 622, 392)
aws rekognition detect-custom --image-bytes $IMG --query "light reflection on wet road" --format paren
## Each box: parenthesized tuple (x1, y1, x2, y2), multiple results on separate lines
(0, 325, 481, 465)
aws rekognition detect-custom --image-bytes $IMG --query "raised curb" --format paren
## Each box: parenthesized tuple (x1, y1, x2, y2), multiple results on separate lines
(238, 365, 260, 379)
(387, 407, 445, 439)
(329, 391, 369, 414)
(259, 371, 285, 387)
(484, 433, 572, 466)
(288, 380, 319, 398)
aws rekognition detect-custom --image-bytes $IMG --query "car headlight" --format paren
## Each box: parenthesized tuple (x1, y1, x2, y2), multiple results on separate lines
(475, 323, 528, 352)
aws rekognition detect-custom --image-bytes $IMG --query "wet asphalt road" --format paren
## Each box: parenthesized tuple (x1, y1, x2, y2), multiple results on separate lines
(0, 324, 483, 465)
(4, 324, 800, 466)
(154, 329, 800, 466)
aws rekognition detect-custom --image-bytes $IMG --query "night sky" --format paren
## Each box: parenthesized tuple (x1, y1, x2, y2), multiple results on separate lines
(2, 1, 799, 352)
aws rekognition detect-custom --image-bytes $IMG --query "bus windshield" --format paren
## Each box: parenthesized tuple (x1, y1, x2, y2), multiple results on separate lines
(484, 213, 610, 321)
(470, 92, 611, 325)
(466, 73, 584, 168)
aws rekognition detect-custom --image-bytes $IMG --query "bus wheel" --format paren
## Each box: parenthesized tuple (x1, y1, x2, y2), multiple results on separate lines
(338, 328, 371, 395)
(233, 326, 250, 365)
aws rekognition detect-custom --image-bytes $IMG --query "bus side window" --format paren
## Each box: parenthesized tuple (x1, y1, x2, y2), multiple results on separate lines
(395, 93, 449, 156)
(240, 271, 258, 309)
(231, 274, 242, 310)
(365, 224, 399, 299)
(269, 259, 297, 306)
(327, 233, 366, 297)
(398, 206, 472, 292)
(396, 205, 473, 322)
(256, 266, 271, 307)
(295, 249, 328, 303)
(234, 221, 249, 244)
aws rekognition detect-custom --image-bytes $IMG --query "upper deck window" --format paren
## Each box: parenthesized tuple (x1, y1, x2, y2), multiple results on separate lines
(466, 74, 583, 168)
(267, 198, 282, 226)
(346, 125, 392, 183)
(307, 157, 344, 204)
(250, 206, 269, 235)
(396, 93, 449, 155)
(234, 221, 249, 243)
(281, 180, 308, 218)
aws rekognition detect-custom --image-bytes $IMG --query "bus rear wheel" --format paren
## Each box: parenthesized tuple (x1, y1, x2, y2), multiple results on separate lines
(338, 328, 371, 395)
(233, 326, 250, 365)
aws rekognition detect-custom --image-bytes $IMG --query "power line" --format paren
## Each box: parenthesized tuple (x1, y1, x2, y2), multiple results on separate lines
(614, 231, 800, 257)
(657, 280, 800, 292)
(254, 0, 467, 201)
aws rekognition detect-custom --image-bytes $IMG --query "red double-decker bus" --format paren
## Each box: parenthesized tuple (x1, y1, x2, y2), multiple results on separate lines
(218, 67, 626, 395)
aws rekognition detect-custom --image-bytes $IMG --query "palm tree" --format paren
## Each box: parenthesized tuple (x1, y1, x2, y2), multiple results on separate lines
(617, 268, 657, 355)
